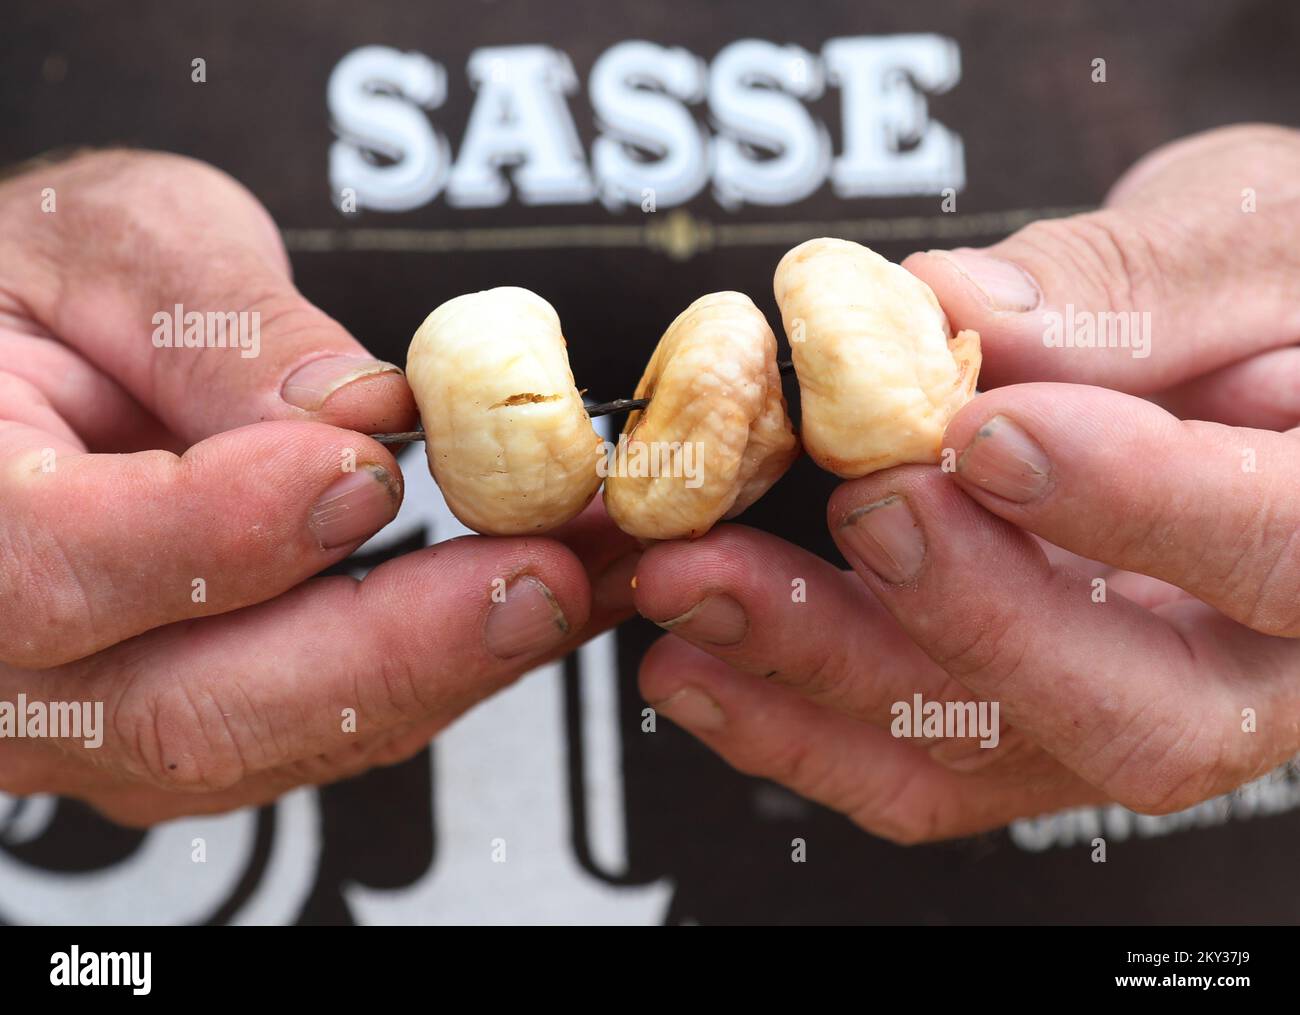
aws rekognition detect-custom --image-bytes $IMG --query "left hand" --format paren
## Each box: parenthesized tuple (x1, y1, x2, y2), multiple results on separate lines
(632, 124, 1300, 842)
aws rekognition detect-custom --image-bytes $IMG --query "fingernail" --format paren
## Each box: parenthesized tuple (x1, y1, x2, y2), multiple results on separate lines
(656, 594, 748, 646)
(309, 465, 400, 549)
(932, 250, 1042, 312)
(957, 415, 1051, 502)
(592, 552, 641, 614)
(839, 495, 926, 584)
(484, 576, 570, 659)
(654, 687, 726, 732)
(282, 355, 403, 411)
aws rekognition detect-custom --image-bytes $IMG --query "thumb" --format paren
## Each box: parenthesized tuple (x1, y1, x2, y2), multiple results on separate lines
(2, 149, 417, 444)
(904, 124, 1300, 394)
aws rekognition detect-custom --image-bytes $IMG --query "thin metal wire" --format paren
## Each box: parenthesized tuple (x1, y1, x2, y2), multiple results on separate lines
(371, 359, 795, 444)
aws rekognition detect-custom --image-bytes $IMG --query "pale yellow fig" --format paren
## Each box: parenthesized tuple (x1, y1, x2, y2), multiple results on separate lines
(406, 287, 602, 535)
(774, 238, 981, 478)
(603, 292, 798, 541)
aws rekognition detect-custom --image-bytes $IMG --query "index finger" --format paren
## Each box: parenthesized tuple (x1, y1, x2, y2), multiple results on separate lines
(7, 532, 608, 793)
(825, 467, 1270, 814)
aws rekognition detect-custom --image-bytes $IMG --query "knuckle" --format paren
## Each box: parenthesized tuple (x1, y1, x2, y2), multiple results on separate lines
(1109, 496, 1185, 573)
(763, 738, 829, 796)
(1116, 771, 1204, 816)
(927, 611, 1027, 690)
(773, 636, 859, 704)
(1105, 719, 1225, 816)
(0, 450, 182, 668)
(1239, 515, 1300, 637)
(114, 679, 251, 792)
(44, 150, 285, 317)
(0, 524, 96, 669)
(727, 736, 825, 800)
(64, 150, 246, 216)
(144, 273, 306, 412)
(1021, 212, 1170, 313)
(849, 769, 940, 845)
(755, 738, 938, 843)
(367, 653, 442, 725)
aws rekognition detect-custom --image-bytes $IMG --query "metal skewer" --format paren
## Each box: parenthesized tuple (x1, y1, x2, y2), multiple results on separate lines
(370, 359, 796, 444)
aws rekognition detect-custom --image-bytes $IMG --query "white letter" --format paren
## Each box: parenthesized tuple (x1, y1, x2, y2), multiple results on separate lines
(134, 953, 152, 996)
(151, 310, 172, 349)
(590, 41, 708, 210)
(84, 701, 103, 749)
(710, 40, 829, 208)
(328, 45, 449, 212)
(824, 34, 964, 197)
(980, 701, 1000, 749)
(448, 46, 595, 207)
(890, 700, 909, 738)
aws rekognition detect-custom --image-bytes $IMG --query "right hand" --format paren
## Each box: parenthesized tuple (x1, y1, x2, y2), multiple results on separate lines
(633, 124, 1300, 843)
(0, 150, 638, 826)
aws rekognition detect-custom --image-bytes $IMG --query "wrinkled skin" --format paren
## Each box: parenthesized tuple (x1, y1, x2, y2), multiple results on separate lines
(0, 151, 638, 826)
(635, 124, 1300, 843)
(603, 292, 798, 540)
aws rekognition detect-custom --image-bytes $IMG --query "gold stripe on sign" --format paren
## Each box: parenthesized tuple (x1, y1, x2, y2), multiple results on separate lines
(282, 206, 1092, 262)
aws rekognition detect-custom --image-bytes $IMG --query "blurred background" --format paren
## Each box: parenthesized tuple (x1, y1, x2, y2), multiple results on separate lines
(1, 0, 1298, 924)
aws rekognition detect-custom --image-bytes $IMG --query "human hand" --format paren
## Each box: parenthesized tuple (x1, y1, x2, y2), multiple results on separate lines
(0, 150, 637, 825)
(634, 124, 1300, 841)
